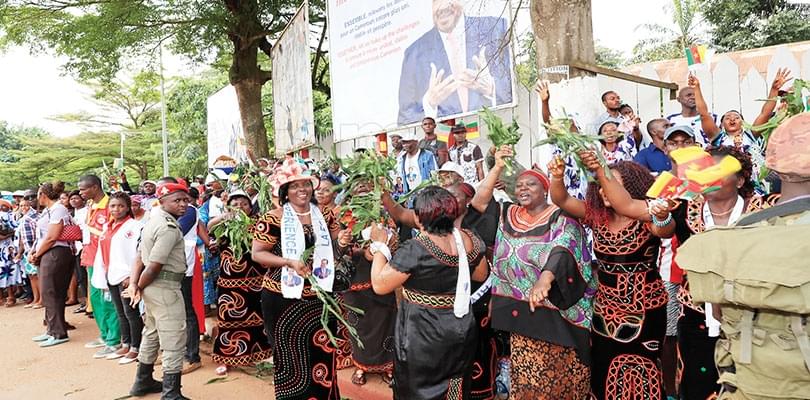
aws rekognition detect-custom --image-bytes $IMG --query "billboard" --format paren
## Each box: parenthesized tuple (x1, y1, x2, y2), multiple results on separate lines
(272, 1, 316, 157)
(328, 0, 515, 142)
(207, 85, 248, 167)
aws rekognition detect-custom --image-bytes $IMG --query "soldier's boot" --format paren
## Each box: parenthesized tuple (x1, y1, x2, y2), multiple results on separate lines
(161, 372, 189, 400)
(129, 363, 163, 396)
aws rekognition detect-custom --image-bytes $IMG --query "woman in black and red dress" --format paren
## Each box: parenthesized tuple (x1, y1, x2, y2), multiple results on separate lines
(252, 158, 344, 400)
(550, 156, 675, 400)
(338, 179, 398, 386)
(370, 186, 490, 399)
(209, 190, 272, 375)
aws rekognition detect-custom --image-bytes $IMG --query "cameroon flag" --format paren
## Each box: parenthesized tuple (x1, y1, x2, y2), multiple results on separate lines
(670, 147, 715, 179)
(436, 119, 480, 143)
(685, 45, 707, 66)
(646, 172, 685, 199)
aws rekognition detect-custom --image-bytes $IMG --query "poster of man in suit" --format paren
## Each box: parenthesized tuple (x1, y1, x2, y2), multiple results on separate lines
(327, 0, 515, 142)
(397, 0, 513, 125)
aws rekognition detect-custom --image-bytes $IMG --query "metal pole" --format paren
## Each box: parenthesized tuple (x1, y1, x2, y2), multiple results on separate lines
(159, 44, 169, 176)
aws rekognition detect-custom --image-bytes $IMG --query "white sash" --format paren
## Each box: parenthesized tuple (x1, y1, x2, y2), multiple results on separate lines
(701, 195, 745, 337)
(280, 203, 335, 299)
(452, 229, 471, 318)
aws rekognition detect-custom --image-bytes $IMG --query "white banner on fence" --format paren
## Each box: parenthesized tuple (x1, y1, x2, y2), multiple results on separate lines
(327, 0, 516, 142)
(207, 85, 248, 167)
(272, 1, 316, 157)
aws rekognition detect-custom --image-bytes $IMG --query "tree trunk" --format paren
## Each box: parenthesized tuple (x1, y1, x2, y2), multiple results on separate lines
(226, 0, 271, 159)
(531, 0, 596, 83)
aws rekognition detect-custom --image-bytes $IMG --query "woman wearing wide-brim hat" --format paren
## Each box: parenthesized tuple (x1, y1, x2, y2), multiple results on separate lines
(252, 157, 345, 399)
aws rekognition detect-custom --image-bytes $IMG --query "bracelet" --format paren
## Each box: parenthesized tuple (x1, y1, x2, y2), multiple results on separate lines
(651, 213, 673, 227)
(369, 241, 392, 262)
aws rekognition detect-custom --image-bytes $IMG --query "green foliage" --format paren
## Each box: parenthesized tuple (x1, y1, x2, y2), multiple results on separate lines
(535, 118, 612, 182)
(0, 1, 332, 159)
(701, 0, 810, 52)
(166, 71, 229, 178)
(595, 44, 626, 69)
(631, 0, 704, 63)
(209, 209, 253, 261)
(480, 107, 521, 176)
(0, 122, 47, 163)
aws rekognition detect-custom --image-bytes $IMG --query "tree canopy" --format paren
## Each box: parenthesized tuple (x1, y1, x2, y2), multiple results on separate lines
(701, 0, 810, 52)
(0, 0, 331, 159)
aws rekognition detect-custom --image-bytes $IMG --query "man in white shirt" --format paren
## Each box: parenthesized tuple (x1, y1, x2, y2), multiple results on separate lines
(397, 131, 438, 194)
(667, 86, 717, 147)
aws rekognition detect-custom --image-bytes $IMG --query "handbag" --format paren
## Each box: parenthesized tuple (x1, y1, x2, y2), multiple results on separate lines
(47, 208, 82, 242)
(58, 222, 83, 242)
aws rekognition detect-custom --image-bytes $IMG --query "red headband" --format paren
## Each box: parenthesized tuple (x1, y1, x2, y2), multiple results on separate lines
(518, 169, 551, 190)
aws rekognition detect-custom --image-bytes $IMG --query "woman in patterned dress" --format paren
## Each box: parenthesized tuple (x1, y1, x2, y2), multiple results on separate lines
(670, 146, 779, 400)
(690, 70, 793, 194)
(598, 119, 637, 165)
(471, 148, 596, 400)
(251, 158, 344, 400)
(550, 156, 675, 400)
(370, 186, 489, 400)
(337, 178, 398, 386)
(0, 199, 21, 306)
(209, 190, 272, 375)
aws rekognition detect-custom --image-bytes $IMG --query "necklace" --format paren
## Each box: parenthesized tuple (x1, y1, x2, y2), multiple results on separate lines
(295, 211, 311, 217)
(707, 202, 735, 216)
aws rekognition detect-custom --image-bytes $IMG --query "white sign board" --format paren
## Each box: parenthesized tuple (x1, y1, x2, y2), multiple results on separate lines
(207, 85, 248, 167)
(272, 1, 316, 157)
(328, 0, 516, 142)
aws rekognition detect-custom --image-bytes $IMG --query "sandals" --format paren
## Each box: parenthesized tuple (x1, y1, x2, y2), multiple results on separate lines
(351, 369, 366, 386)
(5, 298, 15, 307)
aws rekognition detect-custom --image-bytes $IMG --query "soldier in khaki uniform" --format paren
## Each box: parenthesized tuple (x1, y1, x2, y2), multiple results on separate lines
(127, 182, 190, 400)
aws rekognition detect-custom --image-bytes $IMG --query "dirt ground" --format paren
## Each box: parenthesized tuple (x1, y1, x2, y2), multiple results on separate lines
(3, 302, 391, 400)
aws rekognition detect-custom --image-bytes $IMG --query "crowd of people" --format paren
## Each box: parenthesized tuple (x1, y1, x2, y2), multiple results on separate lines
(0, 67, 808, 400)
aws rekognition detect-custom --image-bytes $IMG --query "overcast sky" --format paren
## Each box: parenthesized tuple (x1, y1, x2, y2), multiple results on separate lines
(0, 0, 670, 137)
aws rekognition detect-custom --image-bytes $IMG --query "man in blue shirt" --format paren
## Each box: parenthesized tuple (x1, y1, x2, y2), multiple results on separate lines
(634, 118, 672, 174)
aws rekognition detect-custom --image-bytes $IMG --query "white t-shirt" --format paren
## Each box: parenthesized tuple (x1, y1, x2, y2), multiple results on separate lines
(96, 218, 144, 286)
(73, 206, 88, 252)
(667, 113, 717, 147)
(35, 203, 73, 251)
(404, 153, 422, 189)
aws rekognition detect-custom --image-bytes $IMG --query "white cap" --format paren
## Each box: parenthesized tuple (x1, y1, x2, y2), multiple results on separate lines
(438, 161, 465, 178)
(400, 129, 419, 142)
(12, 190, 25, 197)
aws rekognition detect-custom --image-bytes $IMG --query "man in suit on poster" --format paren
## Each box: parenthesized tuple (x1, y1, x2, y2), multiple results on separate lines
(397, 0, 514, 126)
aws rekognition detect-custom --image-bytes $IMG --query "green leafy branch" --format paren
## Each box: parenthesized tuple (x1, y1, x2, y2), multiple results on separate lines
(209, 208, 253, 261)
(480, 107, 521, 176)
(534, 117, 612, 181)
(299, 246, 365, 350)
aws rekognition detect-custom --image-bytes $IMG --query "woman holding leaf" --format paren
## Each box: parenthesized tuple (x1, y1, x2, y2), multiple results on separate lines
(337, 178, 398, 387)
(688, 71, 793, 194)
(251, 157, 345, 400)
(470, 147, 596, 399)
(549, 154, 674, 400)
(208, 189, 272, 376)
(370, 186, 489, 400)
